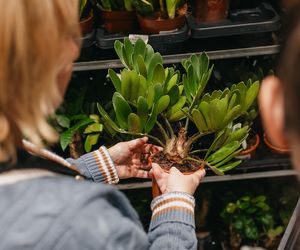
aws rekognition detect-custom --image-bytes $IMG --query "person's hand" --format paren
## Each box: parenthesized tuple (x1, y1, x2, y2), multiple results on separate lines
(108, 137, 161, 179)
(152, 164, 206, 195)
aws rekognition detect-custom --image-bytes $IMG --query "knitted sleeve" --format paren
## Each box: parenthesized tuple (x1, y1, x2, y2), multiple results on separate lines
(66, 146, 119, 184)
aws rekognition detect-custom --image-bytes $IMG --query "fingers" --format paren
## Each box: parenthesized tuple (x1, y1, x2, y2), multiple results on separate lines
(190, 169, 206, 185)
(135, 169, 152, 179)
(152, 163, 164, 179)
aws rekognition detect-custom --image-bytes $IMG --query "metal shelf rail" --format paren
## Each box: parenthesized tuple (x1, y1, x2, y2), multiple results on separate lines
(73, 45, 280, 72)
(117, 169, 296, 190)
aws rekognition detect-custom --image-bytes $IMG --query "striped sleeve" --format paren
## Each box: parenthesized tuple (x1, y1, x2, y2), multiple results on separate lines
(149, 192, 195, 230)
(66, 146, 119, 184)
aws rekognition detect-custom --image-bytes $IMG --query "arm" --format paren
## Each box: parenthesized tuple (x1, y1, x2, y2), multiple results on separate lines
(148, 192, 197, 250)
(67, 137, 156, 184)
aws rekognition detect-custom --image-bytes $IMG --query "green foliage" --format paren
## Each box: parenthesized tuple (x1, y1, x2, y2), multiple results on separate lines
(79, 0, 93, 19)
(221, 195, 284, 247)
(96, 0, 133, 11)
(132, 0, 183, 18)
(97, 38, 259, 174)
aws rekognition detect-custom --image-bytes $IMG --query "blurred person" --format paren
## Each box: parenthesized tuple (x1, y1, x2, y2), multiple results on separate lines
(0, 1, 205, 249)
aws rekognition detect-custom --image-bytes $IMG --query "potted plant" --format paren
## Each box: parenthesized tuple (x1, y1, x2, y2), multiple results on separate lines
(79, 0, 94, 36)
(221, 195, 284, 249)
(92, 0, 136, 33)
(96, 38, 259, 196)
(132, 0, 188, 34)
(194, 0, 229, 24)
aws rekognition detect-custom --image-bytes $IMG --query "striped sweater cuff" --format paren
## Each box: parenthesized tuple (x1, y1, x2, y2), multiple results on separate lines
(149, 192, 195, 230)
(73, 146, 119, 184)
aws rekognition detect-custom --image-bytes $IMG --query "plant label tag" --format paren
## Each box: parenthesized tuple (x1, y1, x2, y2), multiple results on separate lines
(129, 34, 149, 44)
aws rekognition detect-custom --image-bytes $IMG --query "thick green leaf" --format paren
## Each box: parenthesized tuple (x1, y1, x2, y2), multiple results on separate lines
(97, 103, 120, 132)
(168, 107, 188, 121)
(199, 52, 209, 76)
(192, 109, 207, 132)
(223, 105, 242, 126)
(207, 141, 240, 164)
(137, 55, 147, 77)
(84, 123, 103, 134)
(128, 113, 142, 133)
(166, 96, 186, 118)
(152, 64, 165, 84)
(133, 38, 146, 66)
(120, 69, 132, 99)
(166, 74, 178, 93)
(146, 85, 155, 108)
(204, 129, 226, 160)
(156, 95, 170, 114)
(207, 164, 224, 176)
(84, 134, 100, 152)
(144, 105, 157, 133)
(137, 96, 149, 126)
(153, 84, 163, 103)
(147, 53, 163, 80)
(144, 44, 154, 67)
(243, 81, 259, 112)
(108, 69, 121, 92)
(114, 40, 126, 66)
(112, 92, 132, 129)
(214, 148, 242, 168)
(124, 38, 134, 68)
(168, 85, 180, 106)
(198, 101, 211, 129)
(218, 160, 242, 172)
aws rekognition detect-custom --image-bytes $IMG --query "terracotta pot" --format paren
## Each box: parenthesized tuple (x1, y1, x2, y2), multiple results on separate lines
(263, 133, 290, 155)
(281, 0, 298, 9)
(235, 134, 260, 160)
(195, 0, 229, 23)
(80, 15, 94, 36)
(137, 14, 185, 34)
(101, 10, 136, 33)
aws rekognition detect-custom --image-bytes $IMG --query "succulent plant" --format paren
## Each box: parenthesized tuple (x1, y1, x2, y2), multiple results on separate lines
(97, 38, 260, 175)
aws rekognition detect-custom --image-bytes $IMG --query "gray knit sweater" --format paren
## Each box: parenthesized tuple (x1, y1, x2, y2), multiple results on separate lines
(0, 146, 197, 250)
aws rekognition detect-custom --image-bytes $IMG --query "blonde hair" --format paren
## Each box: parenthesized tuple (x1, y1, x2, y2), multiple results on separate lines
(0, 0, 80, 162)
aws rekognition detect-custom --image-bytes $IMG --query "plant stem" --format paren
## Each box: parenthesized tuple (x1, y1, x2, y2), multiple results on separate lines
(185, 130, 215, 150)
(184, 117, 189, 131)
(184, 157, 205, 165)
(156, 121, 169, 143)
(116, 129, 164, 147)
(190, 149, 208, 154)
(163, 116, 175, 138)
(159, 0, 165, 12)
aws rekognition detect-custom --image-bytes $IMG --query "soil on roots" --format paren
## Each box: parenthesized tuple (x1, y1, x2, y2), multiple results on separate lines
(151, 151, 202, 173)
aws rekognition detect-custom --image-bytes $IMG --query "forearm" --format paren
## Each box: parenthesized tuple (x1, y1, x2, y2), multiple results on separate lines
(148, 192, 197, 250)
(66, 146, 119, 184)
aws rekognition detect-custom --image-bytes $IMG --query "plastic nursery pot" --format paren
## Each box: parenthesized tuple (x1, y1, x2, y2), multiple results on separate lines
(101, 10, 136, 33)
(137, 13, 185, 34)
(195, 0, 229, 23)
(80, 14, 94, 36)
(263, 133, 291, 155)
(235, 134, 260, 160)
(152, 164, 204, 198)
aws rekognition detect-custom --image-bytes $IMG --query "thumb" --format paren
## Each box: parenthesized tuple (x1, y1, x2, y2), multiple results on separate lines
(169, 166, 182, 175)
(128, 137, 148, 150)
(152, 163, 163, 180)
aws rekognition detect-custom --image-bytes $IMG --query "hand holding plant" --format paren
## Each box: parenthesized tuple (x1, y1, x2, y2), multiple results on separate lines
(108, 137, 161, 179)
(152, 164, 206, 195)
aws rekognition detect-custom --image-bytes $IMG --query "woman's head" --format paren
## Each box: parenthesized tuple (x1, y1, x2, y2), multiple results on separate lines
(259, 4, 300, 176)
(0, 0, 80, 162)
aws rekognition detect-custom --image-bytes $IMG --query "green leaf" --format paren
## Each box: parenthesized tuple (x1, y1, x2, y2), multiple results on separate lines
(218, 160, 241, 172)
(207, 141, 240, 164)
(124, 38, 134, 68)
(128, 113, 142, 133)
(84, 123, 103, 134)
(84, 134, 100, 152)
(166, 96, 186, 118)
(168, 85, 180, 106)
(144, 105, 157, 133)
(153, 84, 163, 103)
(97, 103, 120, 132)
(60, 130, 72, 151)
(214, 149, 242, 168)
(156, 95, 170, 114)
(133, 38, 146, 66)
(112, 92, 132, 129)
(243, 80, 259, 112)
(89, 114, 100, 123)
(108, 69, 121, 92)
(146, 85, 155, 108)
(137, 55, 147, 77)
(120, 69, 132, 100)
(147, 53, 163, 80)
(226, 203, 237, 214)
(114, 40, 126, 67)
(152, 64, 165, 84)
(166, 74, 178, 93)
(168, 107, 188, 122)
(205, 130, 226, 160)
(137, 96, 149, 127)
(192, 109, 207, 132)
(56, 115, 70, 128)
(198, 101, 211, 129)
